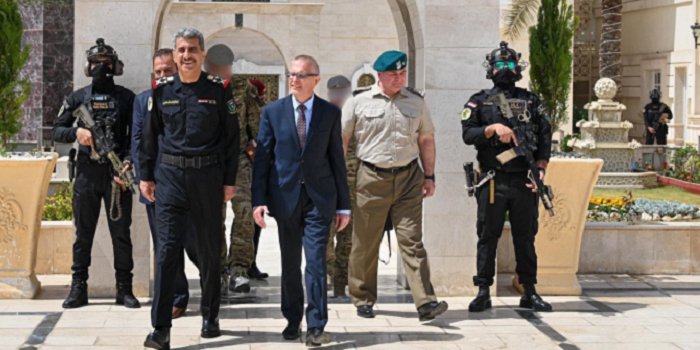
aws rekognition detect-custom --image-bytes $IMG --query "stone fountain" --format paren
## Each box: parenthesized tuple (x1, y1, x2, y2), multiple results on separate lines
(571, 78, 657, 188)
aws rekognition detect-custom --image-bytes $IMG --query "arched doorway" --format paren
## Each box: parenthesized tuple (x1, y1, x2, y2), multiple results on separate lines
(206, 27, 288, 101)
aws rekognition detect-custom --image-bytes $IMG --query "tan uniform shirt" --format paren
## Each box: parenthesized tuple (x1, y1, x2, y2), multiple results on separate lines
(341, 84, 434, 168)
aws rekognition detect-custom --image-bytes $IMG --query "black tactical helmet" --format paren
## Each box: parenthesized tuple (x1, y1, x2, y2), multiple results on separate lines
(84, 38, 124, 77)
(483, 41, 527, 80)
(650, 88, 661, 100)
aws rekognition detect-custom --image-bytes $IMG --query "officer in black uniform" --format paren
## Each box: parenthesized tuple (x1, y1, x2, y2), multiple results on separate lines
(53, 38, 139, 310)
(141, 28, 240, 349)
(461, 41, 552, 313)
(644, 89, 673, 145)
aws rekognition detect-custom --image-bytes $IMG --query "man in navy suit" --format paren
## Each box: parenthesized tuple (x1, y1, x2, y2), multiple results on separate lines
(252, 54, 351, 347)
(131, 48, 199, 320)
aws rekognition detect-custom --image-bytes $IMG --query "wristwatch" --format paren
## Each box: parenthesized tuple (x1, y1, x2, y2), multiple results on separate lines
(424, 174, 435, 181)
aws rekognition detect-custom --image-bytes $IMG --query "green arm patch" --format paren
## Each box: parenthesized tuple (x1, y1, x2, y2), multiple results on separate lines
(461, 108, 472, 120)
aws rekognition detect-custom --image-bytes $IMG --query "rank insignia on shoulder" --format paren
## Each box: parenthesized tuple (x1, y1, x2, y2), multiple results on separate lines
(207, 74, 226, 86)
(461, 108, 472, 120)
(226, 99, 236, 114)
(152, 76, 174, 89)
(405, 86, 424, 98)
(352, 86, 371, 96)
(467, 101, 478, 108)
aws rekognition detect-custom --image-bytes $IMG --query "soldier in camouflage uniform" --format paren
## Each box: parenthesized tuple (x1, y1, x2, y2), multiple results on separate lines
(325, 75, 356, 298)
(204, 44, 262, 295)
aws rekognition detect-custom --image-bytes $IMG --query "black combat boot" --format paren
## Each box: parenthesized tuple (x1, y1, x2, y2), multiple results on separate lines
(519, 284, 552, 312)
(116, 282, 141, 308)
(468, 286, 492, 312)
(144, 327, 170, 350)
(62, 279, 88, 309)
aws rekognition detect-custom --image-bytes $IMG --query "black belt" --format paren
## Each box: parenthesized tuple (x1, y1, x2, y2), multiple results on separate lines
(362, 159, 417, 174)
(161, 153, 219, 169)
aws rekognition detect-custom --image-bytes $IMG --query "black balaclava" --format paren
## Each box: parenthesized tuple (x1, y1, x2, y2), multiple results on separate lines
(90, 62, 115, 92)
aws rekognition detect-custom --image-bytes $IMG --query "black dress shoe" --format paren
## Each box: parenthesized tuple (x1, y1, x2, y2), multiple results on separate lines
(520, 293, 553, 312)
(468, 286, 492, 312)
(62, 279, 88, 309)
(356, 305, 375, 318)
(201, 319, 221, 338)
(144, 327, 170, 350)
(248, 264, 269, 280)
(418, 301, 449, 321)
(116, 283, 141, 308)
(282, 323, 301, 340)
(305, 328, 332, 347)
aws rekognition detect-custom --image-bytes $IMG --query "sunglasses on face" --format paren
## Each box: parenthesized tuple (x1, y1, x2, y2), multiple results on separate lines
(494, 61, 517, 70)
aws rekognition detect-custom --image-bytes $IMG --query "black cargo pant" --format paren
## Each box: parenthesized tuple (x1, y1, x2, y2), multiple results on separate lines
(71, 161, 134, 283)
(645, 124, 668, 145)
(151, 162, 223, 328)
(473, 170, 538, 287)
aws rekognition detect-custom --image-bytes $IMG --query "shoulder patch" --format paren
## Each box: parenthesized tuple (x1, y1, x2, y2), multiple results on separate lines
(461, 108, 472, 121)
(226, 99, 236, 114)
(57, 100, 68, 117)
(353, 86, 371, 96)
(405, 86, 424, 98)
(152, 76, 174, 89)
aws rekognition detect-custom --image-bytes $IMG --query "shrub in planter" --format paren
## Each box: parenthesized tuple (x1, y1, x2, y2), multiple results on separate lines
(0, 0, 30, 150)
(43, 183, 73, 221)
(665, 145, 700, 183)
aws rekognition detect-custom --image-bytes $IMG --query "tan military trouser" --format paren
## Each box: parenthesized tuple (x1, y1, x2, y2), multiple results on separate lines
(349, 160, 437, 308)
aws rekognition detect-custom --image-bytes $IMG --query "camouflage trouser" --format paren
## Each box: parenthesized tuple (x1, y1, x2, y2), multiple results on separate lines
(221, 155, 255, 277)
(326, 153, 358, 287)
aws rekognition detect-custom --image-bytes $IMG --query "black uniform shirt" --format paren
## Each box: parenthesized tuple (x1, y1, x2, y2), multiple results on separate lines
(461, 86, 552, 172)
(53, 83, 135, 163)
(140, 72, 240, 186)
(643, 102, 673, 129)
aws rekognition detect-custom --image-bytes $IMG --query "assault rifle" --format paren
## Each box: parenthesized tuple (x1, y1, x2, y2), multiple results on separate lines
(72, 104, 137, 193)
(493, 93, 555, 216)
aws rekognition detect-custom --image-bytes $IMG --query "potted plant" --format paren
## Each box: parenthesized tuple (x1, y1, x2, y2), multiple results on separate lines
(36, 183, 73, 274)
(0, 0, 58, 298)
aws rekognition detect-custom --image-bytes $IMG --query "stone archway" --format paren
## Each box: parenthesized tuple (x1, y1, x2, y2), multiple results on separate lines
(206, 27, 288, 100)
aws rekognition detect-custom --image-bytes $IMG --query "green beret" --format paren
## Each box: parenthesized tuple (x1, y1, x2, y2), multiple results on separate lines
(373, 50, 407, 72)
(206, 44, 234, 66)
(327, 75, 351, 90)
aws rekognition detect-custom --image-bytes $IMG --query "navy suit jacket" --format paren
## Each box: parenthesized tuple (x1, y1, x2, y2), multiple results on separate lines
(131, 89, 151, 205)
(252, 95, 351, 220)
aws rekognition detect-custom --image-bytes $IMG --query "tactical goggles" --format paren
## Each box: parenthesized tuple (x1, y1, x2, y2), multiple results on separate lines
(494, 61, 517, 70)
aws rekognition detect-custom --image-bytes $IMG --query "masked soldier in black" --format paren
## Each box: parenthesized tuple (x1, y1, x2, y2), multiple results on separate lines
(53, 38, 139, 309)
(644, 89, 673, 145)
(461, 41, 552, 312)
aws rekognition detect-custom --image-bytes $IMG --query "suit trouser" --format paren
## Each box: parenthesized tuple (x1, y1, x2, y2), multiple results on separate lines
(146, 203, 200, 308)
(473, 171, 538, 287)
(71, 162, 134, 283)
(151, 163, 223, 328)
(349, 161, 437, 309)
(276, 186, 331, 330)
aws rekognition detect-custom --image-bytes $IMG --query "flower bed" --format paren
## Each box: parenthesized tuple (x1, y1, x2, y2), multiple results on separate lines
(587, 193, 699, 222)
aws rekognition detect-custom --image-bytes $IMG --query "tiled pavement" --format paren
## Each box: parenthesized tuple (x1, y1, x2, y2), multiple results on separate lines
(4, 218, 700, 349)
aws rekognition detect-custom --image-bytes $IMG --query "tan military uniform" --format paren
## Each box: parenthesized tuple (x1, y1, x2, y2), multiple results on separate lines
(221, 76, 263, 277)
(341, 84, 437, 308)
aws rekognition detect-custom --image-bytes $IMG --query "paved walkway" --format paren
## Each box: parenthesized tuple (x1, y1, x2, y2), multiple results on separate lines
(3, 217, 700, 349)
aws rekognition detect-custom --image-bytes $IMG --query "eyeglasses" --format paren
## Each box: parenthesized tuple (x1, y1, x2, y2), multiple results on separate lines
(287, 73, 319, 80)
(494, 61, 517, 70)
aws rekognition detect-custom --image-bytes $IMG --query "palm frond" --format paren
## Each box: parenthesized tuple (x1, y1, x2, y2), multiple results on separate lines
(503, 0, 541, 40)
